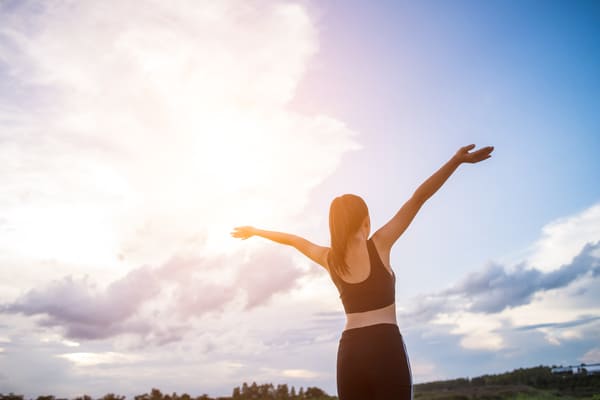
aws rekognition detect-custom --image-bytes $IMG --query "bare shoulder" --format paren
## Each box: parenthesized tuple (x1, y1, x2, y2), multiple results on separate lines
(370, 233, 393, 269)
(310, 244, 331, 272)
(370, 232, 391, 254)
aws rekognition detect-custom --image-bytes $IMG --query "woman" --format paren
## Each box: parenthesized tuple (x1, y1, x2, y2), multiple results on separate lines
(231, 144, 494, 399)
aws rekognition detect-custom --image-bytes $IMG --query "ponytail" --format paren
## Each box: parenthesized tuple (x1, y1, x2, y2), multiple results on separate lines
(328, 194, 368, 276)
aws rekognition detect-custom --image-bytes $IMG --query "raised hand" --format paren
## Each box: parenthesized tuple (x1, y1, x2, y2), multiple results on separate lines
(454, 144, 494, 164)
(231, 226, 257, 240)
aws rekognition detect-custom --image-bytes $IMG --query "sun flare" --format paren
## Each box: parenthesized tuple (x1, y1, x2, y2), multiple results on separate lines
(0, 0, 358, 281)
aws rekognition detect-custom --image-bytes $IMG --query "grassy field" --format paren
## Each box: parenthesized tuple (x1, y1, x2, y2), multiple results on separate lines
(414, 384, 600, 400)
(412, 365, 600, 400)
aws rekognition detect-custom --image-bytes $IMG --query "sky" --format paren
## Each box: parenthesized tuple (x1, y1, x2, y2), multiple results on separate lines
(0, 0, 599, 398)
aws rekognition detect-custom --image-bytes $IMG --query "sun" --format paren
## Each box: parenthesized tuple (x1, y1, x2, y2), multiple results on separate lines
(0, 0, 358, 279)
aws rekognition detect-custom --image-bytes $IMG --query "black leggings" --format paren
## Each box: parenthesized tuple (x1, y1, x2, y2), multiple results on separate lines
(337, 323, 412, 400)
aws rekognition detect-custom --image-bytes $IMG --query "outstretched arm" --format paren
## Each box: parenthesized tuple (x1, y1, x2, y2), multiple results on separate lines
(231, 226, 330, 270)
(373, 144, 494, 252)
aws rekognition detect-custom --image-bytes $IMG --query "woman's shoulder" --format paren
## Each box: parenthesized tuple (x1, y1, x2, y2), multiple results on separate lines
(369, 234, 393, 270)
(369, 233, 391, 253)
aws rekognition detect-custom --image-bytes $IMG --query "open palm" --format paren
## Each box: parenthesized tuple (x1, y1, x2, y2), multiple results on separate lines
(455, 144, 494, 164)
(231, 226, 256, 240)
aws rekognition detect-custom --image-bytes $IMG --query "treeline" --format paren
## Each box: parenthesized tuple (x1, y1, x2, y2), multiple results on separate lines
(232, 382, 333, 399)
(415, 365, 600, 398)
(0, 384, 337, 400)
(3, 365, 600, 400)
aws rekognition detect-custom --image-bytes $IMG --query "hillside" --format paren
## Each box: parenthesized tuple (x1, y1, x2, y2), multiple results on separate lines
(414, 365, 600, 399)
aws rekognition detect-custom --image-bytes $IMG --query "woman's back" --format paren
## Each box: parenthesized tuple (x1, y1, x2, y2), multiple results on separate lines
(328, 238, 397, 329)
(332, 239, 371, 283)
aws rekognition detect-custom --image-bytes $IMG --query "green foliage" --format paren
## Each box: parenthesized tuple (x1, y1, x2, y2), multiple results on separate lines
(230, 382, 335, 399)
(99, 395, 125, 400)
(415, 365, 600, 399)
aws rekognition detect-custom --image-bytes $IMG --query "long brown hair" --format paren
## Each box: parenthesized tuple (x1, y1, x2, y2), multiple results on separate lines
(328, 194, 369, 276)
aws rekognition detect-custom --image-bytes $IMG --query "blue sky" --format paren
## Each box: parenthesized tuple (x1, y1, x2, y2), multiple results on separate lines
(0, 1, 599, 398)
(298, 0, 600, 288)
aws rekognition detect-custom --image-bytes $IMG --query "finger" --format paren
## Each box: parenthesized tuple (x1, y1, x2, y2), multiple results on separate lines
(464, 144, 476, 151)
(474, 147, 491, 156)
(474, 154, 491, 162)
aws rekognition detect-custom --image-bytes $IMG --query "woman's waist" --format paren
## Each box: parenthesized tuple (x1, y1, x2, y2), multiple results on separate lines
(344, 302, 397, 331)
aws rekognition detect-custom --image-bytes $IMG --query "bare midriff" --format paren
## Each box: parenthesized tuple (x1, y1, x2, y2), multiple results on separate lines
(344, 302, 397, 331)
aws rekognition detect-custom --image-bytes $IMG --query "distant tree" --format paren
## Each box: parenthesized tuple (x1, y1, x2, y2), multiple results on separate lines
(73, 395, 92, 400)
(36, 395, 55, 400)
(275, 383, 289, 399)
(304, 387, 326, 398)
(1, 394, 25, 400)
(257, 383, 273, 398)
(249, 381, 258, 398)
(100, 394, 125, 400)
(150, 389, 164, 400)
(290, 386, 296, 399)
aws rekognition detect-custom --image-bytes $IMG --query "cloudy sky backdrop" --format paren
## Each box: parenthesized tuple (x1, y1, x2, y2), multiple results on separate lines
(1, 0, 599, 398)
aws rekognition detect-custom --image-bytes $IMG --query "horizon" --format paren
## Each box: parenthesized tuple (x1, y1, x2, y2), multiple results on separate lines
(0, 363, 600, 399)
(1, 0, 599, 398)
(0, 362, 598, 399)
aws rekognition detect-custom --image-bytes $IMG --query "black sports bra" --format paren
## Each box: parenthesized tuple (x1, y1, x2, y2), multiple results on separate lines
(327, 238, 396, 314)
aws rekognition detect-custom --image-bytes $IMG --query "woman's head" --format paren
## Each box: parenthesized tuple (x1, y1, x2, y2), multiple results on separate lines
(328, 194, 369, 275)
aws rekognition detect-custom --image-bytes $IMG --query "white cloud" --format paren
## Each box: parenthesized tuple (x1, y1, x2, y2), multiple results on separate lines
(527, 203, 600, 272)
(401, 201, 600, 360)
(410, 360, 440, 382)
(432, 311, 504, 351)
(0, 0, 359, 294)
(56, 351, 143, 367)
(503, 276, 600, 329)
(580, 348, 600, 364)
(40, 333, 80, 347)
(537, 327, 584, 346)
(281, 369, 320, 379)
